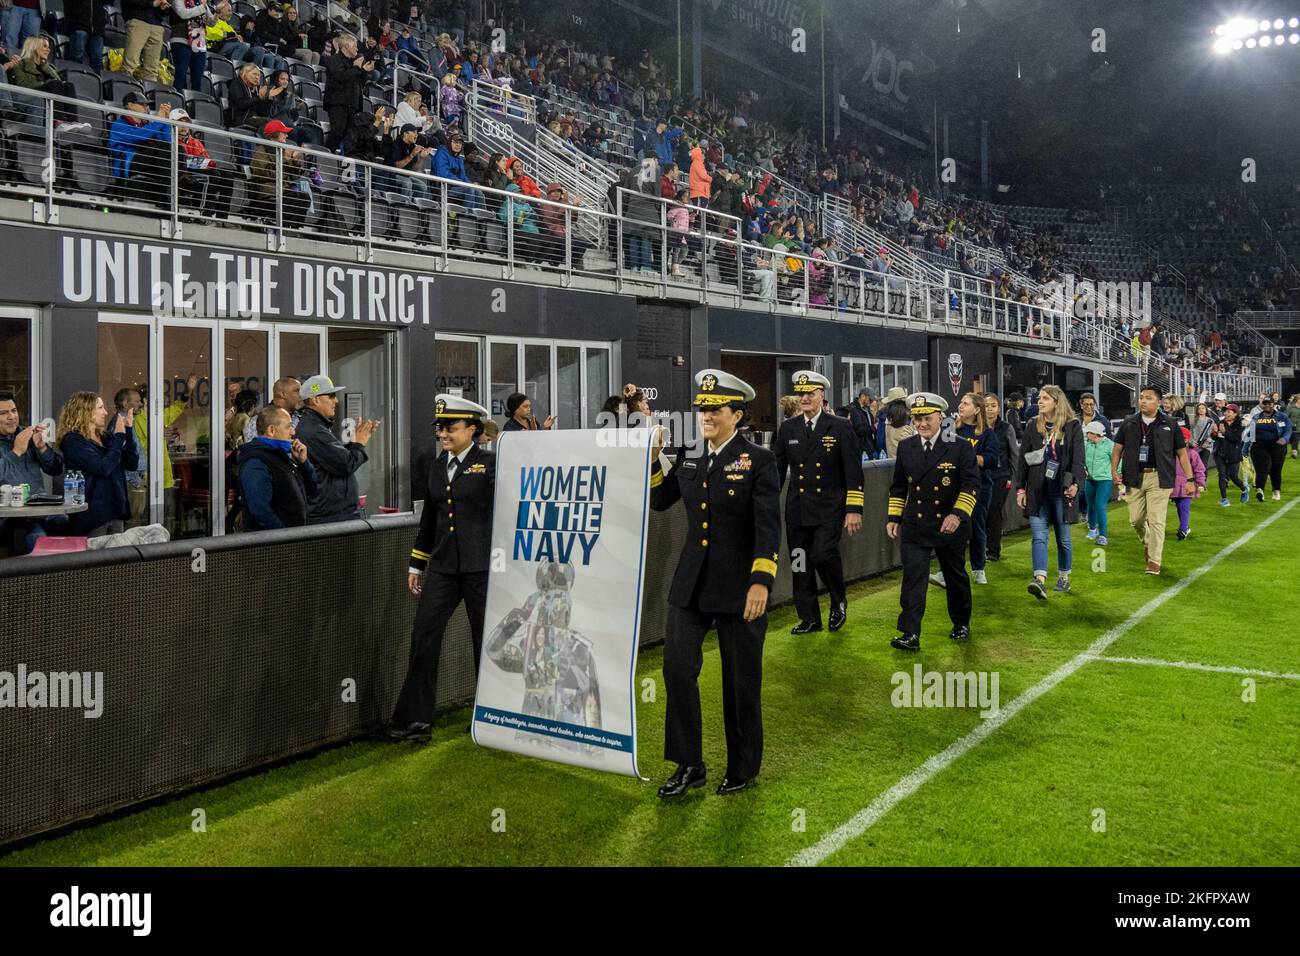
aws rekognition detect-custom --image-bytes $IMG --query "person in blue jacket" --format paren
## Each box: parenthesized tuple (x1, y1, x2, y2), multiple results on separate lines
(652, 118, 682, 168)
(432, 131, 483, 211)
(109, 91, 172, 201)
(1249, 394, 1292, 501)
(56, 391, 140, 538)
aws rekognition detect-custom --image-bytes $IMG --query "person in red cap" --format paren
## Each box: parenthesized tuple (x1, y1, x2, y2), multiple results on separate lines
(250, 119, 310, 228)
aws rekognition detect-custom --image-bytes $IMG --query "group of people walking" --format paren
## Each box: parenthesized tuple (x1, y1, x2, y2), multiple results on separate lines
(381, 370, 1292, 803)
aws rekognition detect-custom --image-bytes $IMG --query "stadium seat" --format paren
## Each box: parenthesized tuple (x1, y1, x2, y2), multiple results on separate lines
(148, 87, 185, 113)
(206, 54, 237, 87)
(103, 76, 144, 107)
(294, 119, 324, 148)
(184, 91, 224, 130)
(296, 79, 324, 106)
(68, 145, 112, 195)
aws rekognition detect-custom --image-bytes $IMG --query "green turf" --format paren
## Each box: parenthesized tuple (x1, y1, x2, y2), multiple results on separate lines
(5, 461, 1298, 866)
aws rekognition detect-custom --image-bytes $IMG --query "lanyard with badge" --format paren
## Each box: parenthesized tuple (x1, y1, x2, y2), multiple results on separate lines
(1138, 420, 1151, 464)
(1044, 436, 1060, 481)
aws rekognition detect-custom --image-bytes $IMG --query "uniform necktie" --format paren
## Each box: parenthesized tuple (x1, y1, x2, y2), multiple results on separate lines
(447, 457, 458, 481)
(805, 418, 813, 440)
(707, 452, 716, 473)
(923, 439, 932, 454)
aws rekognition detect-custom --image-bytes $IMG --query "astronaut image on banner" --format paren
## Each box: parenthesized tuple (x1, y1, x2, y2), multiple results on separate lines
(484, 561, 604, 755)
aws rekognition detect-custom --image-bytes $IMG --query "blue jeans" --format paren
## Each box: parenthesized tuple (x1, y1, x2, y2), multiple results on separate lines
(218, 40, 251, 63)
(395, 171, 429, 202)
(251, 46, 289, 71)
(170, 43, 206, 92)
(69, 30, 106, 74)
(969, 481, 993, 571)
(2, 7, 41, 59)
(1084, 479, 1112, 537)
(625, 234, 653, 270)
(1028, 495, 1073, 577)
(448, 183, 483, 210)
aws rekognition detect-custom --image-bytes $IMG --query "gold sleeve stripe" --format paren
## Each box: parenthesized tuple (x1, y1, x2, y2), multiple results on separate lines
(411, 549, 431, 559)
(650, 470, 664, 488)
(887, 496, 905, 517)
(845, 491, 865, 501)
(751, 558, 778, 577)
(955, 492, 976, 505)
(953, 498, 974, 516)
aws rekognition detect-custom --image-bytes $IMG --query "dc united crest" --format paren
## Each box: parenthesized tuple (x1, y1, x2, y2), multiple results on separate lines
(701, 374, 717, 392)
(947, 353, 963, 396)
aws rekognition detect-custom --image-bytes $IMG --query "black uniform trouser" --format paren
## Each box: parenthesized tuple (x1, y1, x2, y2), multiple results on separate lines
(986, 479, 1009, 558)
(663, 604, 765, 780)
(898, 536, 971, 636)
(1216, 452, 1245, 499)
(392, 569, 488, 725)
(787, 517, 846, 623)
(1250, 442, 1286, 492)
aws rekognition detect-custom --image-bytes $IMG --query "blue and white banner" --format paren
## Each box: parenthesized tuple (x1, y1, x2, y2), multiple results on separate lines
(472, 429, 652, 777)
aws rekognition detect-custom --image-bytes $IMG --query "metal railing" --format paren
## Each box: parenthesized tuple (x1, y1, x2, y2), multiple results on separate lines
(467, 78, 535, 124)
(391, 63, 441, 111)
(1, 83, 1084, 345)
(1233, 310, 1300, 330)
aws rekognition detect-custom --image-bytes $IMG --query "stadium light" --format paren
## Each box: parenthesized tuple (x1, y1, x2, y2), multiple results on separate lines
(1217, 17, 1300, 52)
(1292, 32, 1300, 42)
(1260, 18, 1272, 29)
(1247, 37, 1258, 46)
(1275, 17, 1286, 27)
(1261, 34, 1272, 44)
(1214, 36, 1234, 53)
(1291, 16, 1299, 26)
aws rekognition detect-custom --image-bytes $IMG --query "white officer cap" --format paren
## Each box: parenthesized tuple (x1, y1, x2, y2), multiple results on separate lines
(906, 391, 948, 416)
(791, 370, 830, 393)
(693, 369, 755, 408)
(433, 393, 490, 425)
(1214, 392, 1226, 401)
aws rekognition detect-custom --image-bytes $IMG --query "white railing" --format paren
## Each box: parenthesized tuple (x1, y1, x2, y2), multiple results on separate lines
(468, 78, 536, 124)
(4, 83, 1072, 345)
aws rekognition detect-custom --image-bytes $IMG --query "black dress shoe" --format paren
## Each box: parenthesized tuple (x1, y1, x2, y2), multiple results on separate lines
(716, 776, 754, 796)
(890, 632, 920, 651)
(657, 764, 707, 798)
(790, 620, 823, 634)
(828, 603, 847, 631)
(987, 554, 1001, 562)
(949, 624, 971, 642)
(385, 721, 431, 742)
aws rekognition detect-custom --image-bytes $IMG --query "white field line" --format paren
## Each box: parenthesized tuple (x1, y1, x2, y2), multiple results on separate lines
(1087, 655, 1300, 681)
(786, 496, 1300, 867)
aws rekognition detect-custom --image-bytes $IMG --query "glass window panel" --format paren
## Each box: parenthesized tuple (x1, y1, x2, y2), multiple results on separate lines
(97, 322, 150, 528)
(897, 364, 913, 393)
(223, 328, 267, 532)
(434, 338, 481, 404)
(585, 347, 609, 428)
(279, 331, 321, 380)
(869, 364, 883, 397)
(0, 316, 31, 422)
(160, 325, 214, 539)
(490, 341, 519, 423)
(525, 344, 551, 426)
(329, 328, 393, 514)
(556, 346, 582, 432)
(882, 365, 896, 392)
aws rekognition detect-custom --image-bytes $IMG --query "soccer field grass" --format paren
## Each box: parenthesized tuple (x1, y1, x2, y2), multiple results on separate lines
(6, 462, 1299, 867)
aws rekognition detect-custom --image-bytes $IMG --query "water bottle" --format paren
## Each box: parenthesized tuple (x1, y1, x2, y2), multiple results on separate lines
(76, 472, 86, 506)
(70, 471, 84, 506)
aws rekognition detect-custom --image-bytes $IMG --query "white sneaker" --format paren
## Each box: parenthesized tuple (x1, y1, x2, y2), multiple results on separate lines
(929, 571, 947, 588)
(53, 121, 91, 137)
(972, 569, 987, 584)
(1273, 490, 1281, 501)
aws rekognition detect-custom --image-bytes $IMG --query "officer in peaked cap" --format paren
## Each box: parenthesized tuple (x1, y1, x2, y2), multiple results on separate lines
(649, 369, 782, 798)
(773, 370, 863, 634)
(885, 392, 980, 652)
(387, 394, 496, 743)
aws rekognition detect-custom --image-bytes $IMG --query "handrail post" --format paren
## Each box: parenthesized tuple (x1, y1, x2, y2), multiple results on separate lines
(274, 148, 284, 250)
(439, 179, 448, 269)
(363, 164, 373, 261)
(615, 188, 625, 290)
(169, 126, 181, 239)
(506, 195, 515, 279)
(43, 98, 55, 224)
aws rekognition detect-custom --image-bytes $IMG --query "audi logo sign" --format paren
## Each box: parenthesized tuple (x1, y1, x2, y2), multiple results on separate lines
(641, 386, 659, 401)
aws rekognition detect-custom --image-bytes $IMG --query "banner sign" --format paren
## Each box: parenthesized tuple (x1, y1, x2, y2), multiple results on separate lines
(472, 429, 652, 777)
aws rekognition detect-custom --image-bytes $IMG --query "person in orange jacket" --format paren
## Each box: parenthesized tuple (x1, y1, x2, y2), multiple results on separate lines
(688, 139, 711, 207)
